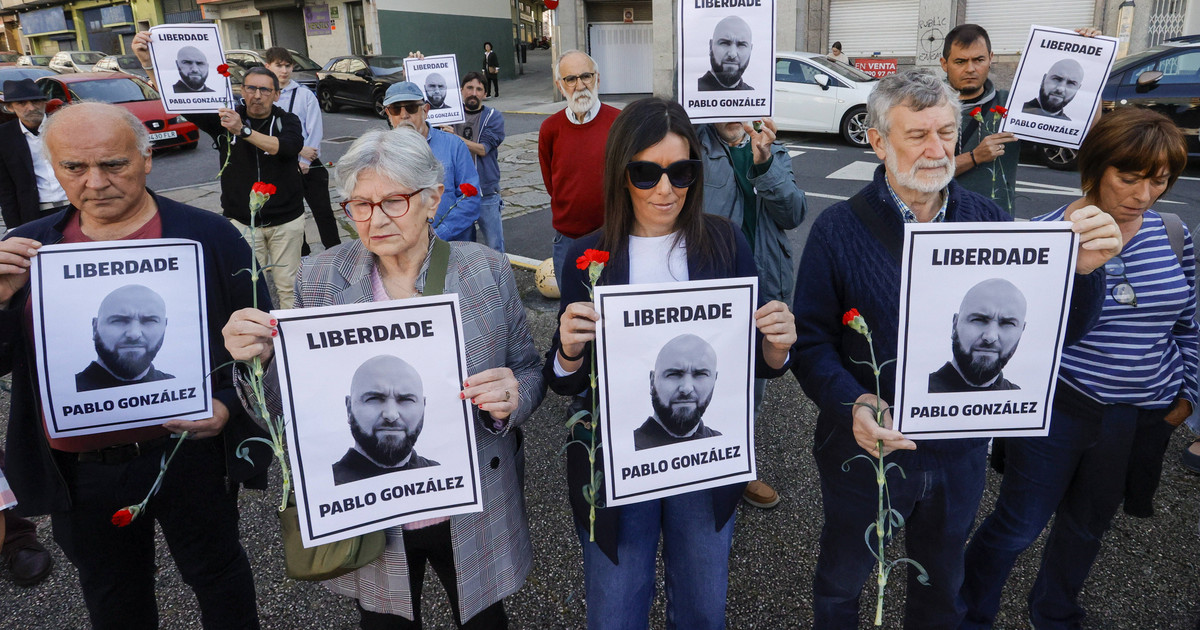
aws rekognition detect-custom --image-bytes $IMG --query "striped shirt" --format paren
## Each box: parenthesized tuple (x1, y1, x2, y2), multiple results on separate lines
(0, 467, 15, 511)
(885, 176, 947, 223)
(1035, 207, 1200, 408)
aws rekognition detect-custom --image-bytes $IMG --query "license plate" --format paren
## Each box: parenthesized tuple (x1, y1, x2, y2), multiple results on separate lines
(149, 130, 177, 141)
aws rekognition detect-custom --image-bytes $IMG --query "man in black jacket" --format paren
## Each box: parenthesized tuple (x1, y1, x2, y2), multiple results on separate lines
(0, 79, 70, 229)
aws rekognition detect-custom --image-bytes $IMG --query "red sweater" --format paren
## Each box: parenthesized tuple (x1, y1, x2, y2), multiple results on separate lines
(537, 104, 620, 238)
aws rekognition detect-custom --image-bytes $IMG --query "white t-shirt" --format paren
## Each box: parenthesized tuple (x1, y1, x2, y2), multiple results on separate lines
(627, 232, 688, 284)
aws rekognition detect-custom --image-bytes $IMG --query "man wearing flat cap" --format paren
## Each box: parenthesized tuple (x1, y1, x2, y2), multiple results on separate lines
(0, 78, 70, 229)
(382, 81, 479, 243)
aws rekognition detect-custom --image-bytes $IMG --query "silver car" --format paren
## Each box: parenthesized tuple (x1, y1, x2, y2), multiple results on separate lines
(48, 51, 106, 73)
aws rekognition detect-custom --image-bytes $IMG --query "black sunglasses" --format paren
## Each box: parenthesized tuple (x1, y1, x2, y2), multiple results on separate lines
(626, 160, 702, 190)
(385, 102, 424, 116)
(1104, 256, 1137, 307)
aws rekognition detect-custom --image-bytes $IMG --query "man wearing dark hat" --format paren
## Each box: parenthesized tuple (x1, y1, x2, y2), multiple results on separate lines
(0, 78, 70, 229)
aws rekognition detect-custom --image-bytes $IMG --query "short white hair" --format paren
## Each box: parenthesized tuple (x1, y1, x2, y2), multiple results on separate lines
(866, 69, 960, 138)
(333, 128, 443, 205)
(554, 49, 598, 81)
(42, 101, 151, 159)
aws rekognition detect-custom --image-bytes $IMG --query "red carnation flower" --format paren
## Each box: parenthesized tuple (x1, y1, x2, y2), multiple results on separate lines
(112, 508, 135, 527)
(217, 64, 230, 77)
(993, 105, 1008, 118)
(459, 183, 478, 197)
(969, 106, 981, 118)
(842, 308, 861, 326)
(576, 249, 610, 270)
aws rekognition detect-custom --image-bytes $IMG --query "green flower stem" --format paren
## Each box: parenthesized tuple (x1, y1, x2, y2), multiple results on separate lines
(865, 330, 889, 627)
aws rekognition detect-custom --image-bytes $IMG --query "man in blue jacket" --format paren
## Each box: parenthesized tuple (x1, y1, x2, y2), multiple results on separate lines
(447, 72, 506, 252)
(0, 102, 270, 629)
(383, 81, 480, 243)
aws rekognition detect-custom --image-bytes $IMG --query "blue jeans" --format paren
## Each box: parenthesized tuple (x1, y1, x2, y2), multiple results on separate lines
(475, 192, 504, 253)
(577, 489, 736, 630)
(961, 403, 1142, 629)
(813, 434, 986, 629)
(552, 231, 577, 295)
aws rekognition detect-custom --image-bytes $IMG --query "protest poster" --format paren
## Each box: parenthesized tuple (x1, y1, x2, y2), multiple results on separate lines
(677, 0, 775, 123)
(1000, 26, 1117, 150)
(594, 278, 758, 506)
(272, 296, 482, 547)
(891, 222, 1080, 439)
(30, 239, 213, 438)
(148, 24, 233, 114)
(403, 54, 465, 126)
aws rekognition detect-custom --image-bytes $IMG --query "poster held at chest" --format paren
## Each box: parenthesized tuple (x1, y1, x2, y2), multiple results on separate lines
(272, 296, 482, 547)
(147, 24, 233, 115)
(1000, 26, 1117, 150)
(594, 278, 758, 506)
(403, 55, 465, 126)
(31, 239, 213, 438)
(677, 0, 775, 123)
(892, 222, 1080, 440)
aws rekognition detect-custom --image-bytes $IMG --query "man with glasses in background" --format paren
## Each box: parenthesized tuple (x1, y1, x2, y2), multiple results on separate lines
(538, 50, 620, 292)
(382, 81, 480, 243)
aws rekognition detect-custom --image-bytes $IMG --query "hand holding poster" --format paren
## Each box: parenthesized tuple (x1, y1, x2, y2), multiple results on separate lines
(594, 278, 758, 506)
(403, 55, 465, 126)
(1000, 26, 1117, 150)
(677, 0, 775, 123)
(892, 222, 1080, 439)
(30, 239, 213, 438)
(272, 296, 482, 547)
(148, 24, 233, 114)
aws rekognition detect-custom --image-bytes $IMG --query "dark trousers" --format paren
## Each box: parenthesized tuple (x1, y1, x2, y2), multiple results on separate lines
(0, 447, 39, 553)
(812, 434, 986, 629)
(50, 437, 259, 630)
(303, 166, 342, 249)
(961, 403, 1152, 629)
(485, 72, 499, 97)
(357, 520, 507, 629)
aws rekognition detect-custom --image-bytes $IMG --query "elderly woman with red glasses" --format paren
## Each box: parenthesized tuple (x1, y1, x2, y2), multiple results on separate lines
(545, 97, 796, 629)
(222, 128, 544, 629)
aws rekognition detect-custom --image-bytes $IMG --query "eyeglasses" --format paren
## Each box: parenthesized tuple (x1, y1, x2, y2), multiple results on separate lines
(560, 72, 596, 87)
(242, 85, 276, 95)
(340, 189, 427, 222)
(626, 160, 702, 190)
(385, 102, 424, 116)
(1104, 256, 1137, 306)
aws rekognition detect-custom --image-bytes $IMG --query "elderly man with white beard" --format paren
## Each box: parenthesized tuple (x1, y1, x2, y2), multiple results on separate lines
(538, 50, 620, 292)
(789, 69, 1121, 629)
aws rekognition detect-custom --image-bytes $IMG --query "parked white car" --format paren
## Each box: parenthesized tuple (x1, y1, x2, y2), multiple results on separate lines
(773, 52, 877, 147)
(48, 50, 105, 73)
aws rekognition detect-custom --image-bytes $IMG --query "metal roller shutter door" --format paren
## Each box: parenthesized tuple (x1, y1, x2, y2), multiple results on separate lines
(829, 0, 919, 57)
(965, 1, 1095, 54)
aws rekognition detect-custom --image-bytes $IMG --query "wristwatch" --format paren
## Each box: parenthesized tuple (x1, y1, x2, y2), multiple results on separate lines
(239, 124, 252, 139)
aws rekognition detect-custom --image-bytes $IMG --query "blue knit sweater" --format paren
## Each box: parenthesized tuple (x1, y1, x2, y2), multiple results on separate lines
(791, 165, 1105, 467)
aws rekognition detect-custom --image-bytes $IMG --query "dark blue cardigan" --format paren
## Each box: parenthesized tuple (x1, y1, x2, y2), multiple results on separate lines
(543, 214, 786, 563)
(791, 165, 1105, 468)
(1, 192, 273, 516)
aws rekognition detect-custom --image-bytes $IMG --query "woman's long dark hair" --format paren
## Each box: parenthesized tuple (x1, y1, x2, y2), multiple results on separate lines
(597, 97, 731, 276)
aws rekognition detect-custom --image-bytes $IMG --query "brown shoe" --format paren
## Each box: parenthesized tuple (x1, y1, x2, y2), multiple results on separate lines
(4, 544, 52, 587)
(742, 480, 780, 509)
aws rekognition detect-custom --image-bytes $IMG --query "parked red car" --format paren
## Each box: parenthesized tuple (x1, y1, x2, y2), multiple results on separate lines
(35, 73, 199, 151)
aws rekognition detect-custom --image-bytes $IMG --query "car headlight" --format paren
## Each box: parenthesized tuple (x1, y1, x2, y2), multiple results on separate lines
(169, 115, 186, 125)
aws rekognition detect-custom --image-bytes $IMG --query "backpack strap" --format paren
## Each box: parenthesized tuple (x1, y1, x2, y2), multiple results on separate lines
(848, 190, 902, 262)
(1161, 211, 1185, 266)
(425, 237, 451, 295)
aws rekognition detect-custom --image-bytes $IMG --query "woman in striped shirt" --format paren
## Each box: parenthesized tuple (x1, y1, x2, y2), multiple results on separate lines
(961, 107, 1198, 629)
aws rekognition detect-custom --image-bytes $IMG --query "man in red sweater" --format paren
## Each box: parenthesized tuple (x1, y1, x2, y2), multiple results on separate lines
(538, 49, 620, 293)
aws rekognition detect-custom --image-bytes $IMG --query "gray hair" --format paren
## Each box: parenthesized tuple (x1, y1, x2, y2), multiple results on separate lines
(867, 69, 960, 138)
(42, 101, 151, 158)
(333, 128, 444, 205)
(554, 49, 597, 81)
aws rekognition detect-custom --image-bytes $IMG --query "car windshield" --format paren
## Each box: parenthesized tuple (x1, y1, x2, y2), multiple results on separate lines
(0, 67, 55, 84)
(368, 56, 405, 75)
(72, 52, 105, 65)
(0, 52, 18, 62)
(70, 77, 157, 103)
(808, 56, 876, 82)
(290, 52, 322, 71)
(117, 56, 141, 70)
(1114, 45, 1170, 72)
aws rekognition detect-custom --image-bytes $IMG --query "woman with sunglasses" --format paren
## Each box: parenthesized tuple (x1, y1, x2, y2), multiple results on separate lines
(222, 128, 544, 629)
(545, 97, 796, 629)
(961, 107, 1198, 628)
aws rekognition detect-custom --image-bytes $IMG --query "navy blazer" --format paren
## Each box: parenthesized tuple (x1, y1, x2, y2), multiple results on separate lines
(0, 120, 42, 229)
(544, 214, 787, 563)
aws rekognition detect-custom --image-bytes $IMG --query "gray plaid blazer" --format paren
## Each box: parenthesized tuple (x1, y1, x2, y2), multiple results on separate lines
(285, 237, 544, 621)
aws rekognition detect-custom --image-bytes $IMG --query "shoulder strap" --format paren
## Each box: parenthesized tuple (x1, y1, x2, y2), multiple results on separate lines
(1161, 211, 1185, 265)
(287, 88, 298, 113)
(848, 191, 902, 262)
(425, 237, 451, 295)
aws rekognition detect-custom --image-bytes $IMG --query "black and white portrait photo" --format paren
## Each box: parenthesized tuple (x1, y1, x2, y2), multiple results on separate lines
(148, 24, 231, 114)
(403, 54, 465, 126)
(635, 334, 724, 450)
(30, 239, 213, 438)
(172, 46, 213, 94)
(76, 284, 175, 393)
(424, 72, 450, 110)
(271, 296, 483, 547)
(928, 279, 1027, 394)
(1020, 59, 1083, 121)
(677, 0, 775, 123)
(334, 355, 439, 486)
(1000, 25, 1117, 150)
(594, 278, 758, 506)
(698, 16, 754, 92)
(891, 223, 1081, 440)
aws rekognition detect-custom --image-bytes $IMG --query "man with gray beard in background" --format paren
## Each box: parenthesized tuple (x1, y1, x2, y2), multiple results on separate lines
(538, 50, 620, 293)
